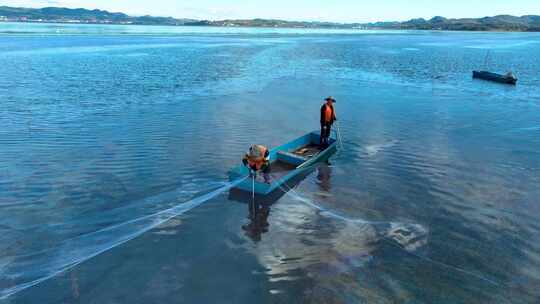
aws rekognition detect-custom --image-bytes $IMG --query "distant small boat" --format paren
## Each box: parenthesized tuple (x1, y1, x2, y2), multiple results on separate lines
(229, 131, 337, 195)
(473, 71, 517, 85)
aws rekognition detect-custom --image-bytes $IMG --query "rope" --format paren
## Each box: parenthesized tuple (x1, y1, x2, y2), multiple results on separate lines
(0, 176, 248, 300)
(335, 121, 344, 151)
(271, 174, 505, 290)
(251, 170, 256, 218)
(483, 50, 491, 70)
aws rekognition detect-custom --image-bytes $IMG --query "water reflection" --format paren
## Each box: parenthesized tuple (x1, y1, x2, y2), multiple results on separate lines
(316, 163, 332, 192)
(228, 188, 285, 243)
(228, 164, 323, 242)
(242, 202, 271, 242)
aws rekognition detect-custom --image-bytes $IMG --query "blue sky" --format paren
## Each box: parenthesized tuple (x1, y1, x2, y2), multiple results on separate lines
(4, 0, 540, 22)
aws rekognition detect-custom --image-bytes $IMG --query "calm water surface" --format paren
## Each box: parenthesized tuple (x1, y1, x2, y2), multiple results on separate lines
(1, 23, 539, 303)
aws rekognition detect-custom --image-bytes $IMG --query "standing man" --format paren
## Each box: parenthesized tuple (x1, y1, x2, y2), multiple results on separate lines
(320, 96, 337, 147)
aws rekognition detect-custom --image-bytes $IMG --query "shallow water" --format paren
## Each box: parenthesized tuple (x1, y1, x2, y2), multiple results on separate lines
(1, 23, 539, 303)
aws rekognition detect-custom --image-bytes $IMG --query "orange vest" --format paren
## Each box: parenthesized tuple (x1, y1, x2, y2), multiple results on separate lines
(324, 104, 333, 123)
(247, 146, 268, 170)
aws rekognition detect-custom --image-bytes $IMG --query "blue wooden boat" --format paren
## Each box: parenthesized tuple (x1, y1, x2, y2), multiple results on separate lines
(229, 131, 337, 195)
(473, 70, 517, 85)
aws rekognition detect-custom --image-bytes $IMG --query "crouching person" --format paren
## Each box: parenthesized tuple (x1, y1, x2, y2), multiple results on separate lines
(242, 144, 271, 184)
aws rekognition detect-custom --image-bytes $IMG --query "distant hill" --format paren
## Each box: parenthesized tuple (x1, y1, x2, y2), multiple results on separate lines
(1, 6, 539, 31)
(392, 15, 540, 31)
(0, 6, 196, 25)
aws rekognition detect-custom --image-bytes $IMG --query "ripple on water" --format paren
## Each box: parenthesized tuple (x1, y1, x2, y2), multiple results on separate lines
(1, 29, 539, 302)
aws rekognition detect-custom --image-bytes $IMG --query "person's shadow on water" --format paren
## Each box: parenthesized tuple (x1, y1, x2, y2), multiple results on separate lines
(241, 202, 271, 242)
(316, 163, 332, 192)
(228, 161, 334, 243)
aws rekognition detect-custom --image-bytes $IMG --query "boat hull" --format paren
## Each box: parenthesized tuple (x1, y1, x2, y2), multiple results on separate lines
(229, 131, 337, 195)
(473, 71, 517, 85)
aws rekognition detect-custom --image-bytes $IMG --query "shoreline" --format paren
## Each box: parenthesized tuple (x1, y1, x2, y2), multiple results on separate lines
(1, 21, 539, 33)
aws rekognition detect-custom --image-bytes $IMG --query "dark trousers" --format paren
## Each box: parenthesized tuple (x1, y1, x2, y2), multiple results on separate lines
(320, 123, 332, 145)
